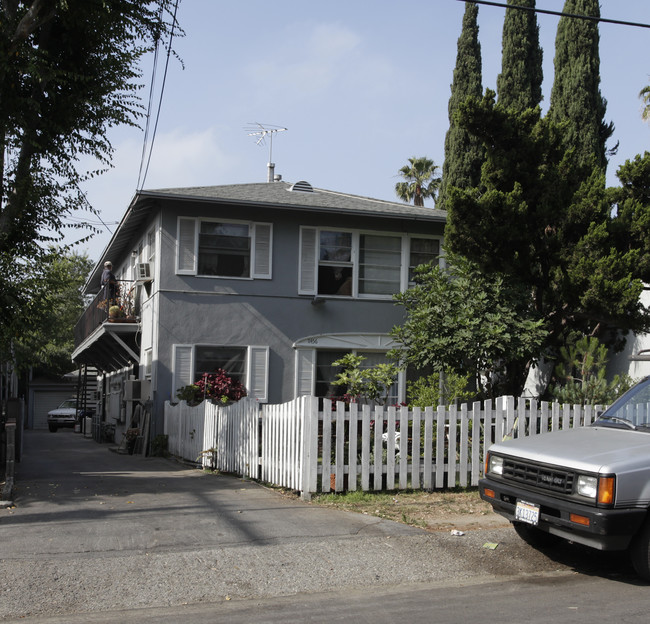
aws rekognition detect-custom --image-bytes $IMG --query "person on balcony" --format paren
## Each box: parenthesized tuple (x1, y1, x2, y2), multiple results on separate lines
(101, 261, 117, 301)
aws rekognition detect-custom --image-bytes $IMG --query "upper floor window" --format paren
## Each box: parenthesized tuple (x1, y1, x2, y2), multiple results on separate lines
(177, 217, 272, 279)
(147, 229, 156, 263)
(318, 231, 353, 295)
(199, 222, 251, 277)
(359, 234, 401, 295)
(408, 237, 440, 286)
(300, 227, 441, 298)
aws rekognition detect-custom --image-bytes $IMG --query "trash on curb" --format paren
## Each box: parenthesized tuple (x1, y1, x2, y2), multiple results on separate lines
(450, 529, 465, 536)
(483, 542, 499, 550)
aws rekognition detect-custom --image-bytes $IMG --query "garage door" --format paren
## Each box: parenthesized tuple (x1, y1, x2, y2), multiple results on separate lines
(33, 391, 76, 429)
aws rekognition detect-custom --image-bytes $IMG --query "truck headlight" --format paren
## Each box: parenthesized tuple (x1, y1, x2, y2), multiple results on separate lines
(577, 475, 615, 505)
(577, 475, 598, 499)
(487, 455, 504, 476)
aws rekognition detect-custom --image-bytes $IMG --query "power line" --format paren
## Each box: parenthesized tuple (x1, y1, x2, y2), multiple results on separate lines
(137, 0, 182, 191)
(460, 1, 650, 29)
(136, 5, 164, 191)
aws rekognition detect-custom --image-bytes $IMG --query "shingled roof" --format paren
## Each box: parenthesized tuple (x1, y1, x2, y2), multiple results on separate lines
(140, 180, 446, 221)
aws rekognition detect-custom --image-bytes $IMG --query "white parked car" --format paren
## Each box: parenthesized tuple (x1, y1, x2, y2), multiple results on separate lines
(47, 398, 80, 432)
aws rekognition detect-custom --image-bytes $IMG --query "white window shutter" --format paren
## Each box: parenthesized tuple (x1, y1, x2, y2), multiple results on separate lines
(299, 227, 317, 294)
(295, 349, 316, 396)
(252, 223, 272, 279)
(247, 346, 269, 402)
(172, 345, 193, 399)
(177, 218, 196, 274)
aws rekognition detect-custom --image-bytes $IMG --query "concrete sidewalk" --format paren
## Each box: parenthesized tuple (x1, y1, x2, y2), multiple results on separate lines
(0, 430, 568, 621)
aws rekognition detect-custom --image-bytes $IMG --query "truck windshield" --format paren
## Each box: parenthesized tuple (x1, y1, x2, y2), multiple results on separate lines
(593, 376, 650, 430)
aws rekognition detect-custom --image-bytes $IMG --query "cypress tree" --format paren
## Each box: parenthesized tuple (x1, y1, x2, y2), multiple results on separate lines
(548, 0, 613, 172)
(496, 0, 543, 112)
(437, 2, 484, 211)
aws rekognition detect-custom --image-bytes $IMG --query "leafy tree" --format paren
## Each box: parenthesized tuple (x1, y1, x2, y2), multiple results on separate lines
(395, 157, 440, 207)
(0, 0, 179, 335)
(496, 0, 543, 112)
(12, 249, 93, 377)
(437, 1, 485, 211)
(608, 152, 650, 281)
(549, 335, 635, 405)
(444, 92, 650, 393)
(548, 0, 613, 172)
(331, 353, 400, 405)
(390, 253, 546, 399)
(406, 370, 474, 408)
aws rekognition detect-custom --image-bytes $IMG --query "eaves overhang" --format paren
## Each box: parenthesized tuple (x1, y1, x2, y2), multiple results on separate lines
(72, 322, 140, 372)
(83, 195, 158, 294)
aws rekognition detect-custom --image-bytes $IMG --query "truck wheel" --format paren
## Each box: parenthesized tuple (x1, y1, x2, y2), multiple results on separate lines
(48, 424, 58, 432)
(513, 522, 561, 549)
(629, 518, 650, 581)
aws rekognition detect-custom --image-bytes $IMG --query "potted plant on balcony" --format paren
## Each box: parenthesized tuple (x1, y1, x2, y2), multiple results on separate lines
(108, 304, 125, 320)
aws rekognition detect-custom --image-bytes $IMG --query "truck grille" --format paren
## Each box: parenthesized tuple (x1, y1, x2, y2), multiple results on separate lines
(502, 458, 575, 494)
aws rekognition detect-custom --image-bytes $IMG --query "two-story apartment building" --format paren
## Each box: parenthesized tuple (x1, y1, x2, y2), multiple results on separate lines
(72, 179, 446, 440)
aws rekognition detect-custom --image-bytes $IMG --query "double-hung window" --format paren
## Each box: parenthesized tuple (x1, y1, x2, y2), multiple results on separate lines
(408, 237, 440, 286)
(198, 222, 251, 277)
(177, 217, 272, 279)
(299, 227, 441, 298)
(317, 231, 353, 295)
(195, 345, 247, 383)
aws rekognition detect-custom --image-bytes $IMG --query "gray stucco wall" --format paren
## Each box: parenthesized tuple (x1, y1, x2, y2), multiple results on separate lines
(148, 198, 444, 431)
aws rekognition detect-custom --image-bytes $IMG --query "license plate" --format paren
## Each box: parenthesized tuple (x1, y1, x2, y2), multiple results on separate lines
(515, 500, 540, 525)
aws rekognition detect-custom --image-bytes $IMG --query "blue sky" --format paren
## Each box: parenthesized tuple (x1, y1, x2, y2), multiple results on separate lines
(73, 0, 650, 260)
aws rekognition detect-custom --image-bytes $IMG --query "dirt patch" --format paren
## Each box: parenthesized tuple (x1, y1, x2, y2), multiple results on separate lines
(283, 488, 510, 532)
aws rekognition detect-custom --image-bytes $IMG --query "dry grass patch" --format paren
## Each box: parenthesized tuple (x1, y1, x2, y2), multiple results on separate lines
(306, 488, 508, 532)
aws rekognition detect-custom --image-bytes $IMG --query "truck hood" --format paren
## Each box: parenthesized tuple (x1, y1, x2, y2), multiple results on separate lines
(490, 426, 650, 474)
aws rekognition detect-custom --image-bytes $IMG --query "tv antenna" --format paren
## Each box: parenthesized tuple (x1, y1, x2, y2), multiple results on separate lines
(245, 122, 287, 182)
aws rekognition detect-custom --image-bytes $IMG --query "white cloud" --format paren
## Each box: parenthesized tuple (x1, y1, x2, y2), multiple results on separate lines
(245, 22, 389, 98)
(70, 126, 239, 259)
(143, 127, 236, 189)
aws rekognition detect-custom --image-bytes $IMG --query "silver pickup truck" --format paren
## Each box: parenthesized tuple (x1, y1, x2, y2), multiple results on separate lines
(480, 375, 650, 580)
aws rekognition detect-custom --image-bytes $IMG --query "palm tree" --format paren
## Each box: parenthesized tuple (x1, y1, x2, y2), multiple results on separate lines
(641, 85, 650, 122)
(395, 157, 441, 207)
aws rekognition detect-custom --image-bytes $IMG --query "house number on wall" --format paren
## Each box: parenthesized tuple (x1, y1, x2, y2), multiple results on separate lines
(307, 337, 319, 344)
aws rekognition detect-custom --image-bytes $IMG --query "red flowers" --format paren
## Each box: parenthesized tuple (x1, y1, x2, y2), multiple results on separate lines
(195, 369, 247, 404)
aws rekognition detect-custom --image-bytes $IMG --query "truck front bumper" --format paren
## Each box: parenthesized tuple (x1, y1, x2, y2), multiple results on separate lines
(479, 477, 647, 551)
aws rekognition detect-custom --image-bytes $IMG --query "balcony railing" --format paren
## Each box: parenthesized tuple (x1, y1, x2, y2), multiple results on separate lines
(74, 281, 137, 346)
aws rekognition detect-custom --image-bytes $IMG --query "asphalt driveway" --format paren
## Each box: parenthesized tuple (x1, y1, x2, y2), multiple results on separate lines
(0, 430, 630, 621)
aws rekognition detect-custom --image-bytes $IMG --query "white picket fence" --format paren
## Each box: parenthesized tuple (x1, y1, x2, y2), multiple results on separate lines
(163, 396, 604, 496)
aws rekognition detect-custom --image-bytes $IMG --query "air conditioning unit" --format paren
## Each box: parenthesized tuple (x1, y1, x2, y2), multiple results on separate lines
(124, 379, 151, 402)
(136, 262, 152, 281)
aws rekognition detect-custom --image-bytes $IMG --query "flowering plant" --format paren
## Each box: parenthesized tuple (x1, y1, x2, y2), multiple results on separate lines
(97, 283, 136, 319)
(176, 369, 247, 405)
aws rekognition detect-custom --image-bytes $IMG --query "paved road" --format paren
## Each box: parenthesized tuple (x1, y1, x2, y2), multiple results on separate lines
(0, 430, 646, 622)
